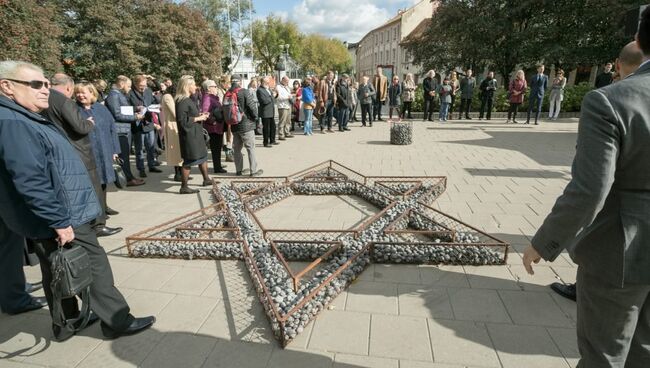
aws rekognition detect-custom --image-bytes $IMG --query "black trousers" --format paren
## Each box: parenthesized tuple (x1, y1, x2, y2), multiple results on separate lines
(459, 98, 472, 118)
(373, 99, 383, 120)
(262, 118, 275, 146)
(117, 133, 135, 181)
(361, 104, 373, 126)
(29, 223, 133, 332)
(0, 218, 31, 313)
(450, 95, 456, 114)
(479, 96, 494, 119)
(208, 132, 223, 172)
(88, 168, 106, 229)
(423, 98, 435, 120)
(402, 101, 413, 118)
(508, 103, 521, 120)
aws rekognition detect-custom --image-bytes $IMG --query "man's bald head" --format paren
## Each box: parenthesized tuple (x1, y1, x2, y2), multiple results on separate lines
(616, 41, 644, 80)
(51, 73, 75, 98)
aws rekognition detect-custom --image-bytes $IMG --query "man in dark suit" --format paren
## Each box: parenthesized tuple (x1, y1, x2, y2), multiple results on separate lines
(523, 9, 650, 365)
(526, 64, 548, 125)
(595, 62, 614, 88)
(458, 69, 475, 120)
(549, 41, 645, 303)
(422, 69, 437, 121)
(257, 76, 276, 147)
(42, 73, 121, 238)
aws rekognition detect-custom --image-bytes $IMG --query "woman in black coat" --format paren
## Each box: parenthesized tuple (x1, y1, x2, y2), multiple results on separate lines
(174, 75, 213, 194)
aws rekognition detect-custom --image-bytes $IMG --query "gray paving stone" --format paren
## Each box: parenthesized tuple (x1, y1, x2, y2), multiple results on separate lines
(308, 310, 370, 355)
(346, 281, 398, 315)
(427, 319, 500, 367)
(499, 290, 572, 327)
(397, 284, 454, 319)
(202, 340, 273, 368)
(333, 353, 398, 368)
(369, 314, 432, 362)
(487, 324, 570, 368)
(447, 288, 512, 324)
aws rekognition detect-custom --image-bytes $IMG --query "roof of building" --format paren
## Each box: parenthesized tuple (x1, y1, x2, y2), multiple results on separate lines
(400, 18, 431, 46)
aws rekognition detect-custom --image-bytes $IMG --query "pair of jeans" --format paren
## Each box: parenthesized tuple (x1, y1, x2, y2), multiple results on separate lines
(337, 107, 349, 130)
(303, 108, 314, 134)
(439, 102, 450, 120)
(117, 133, 135, 181)
(134, 130, 156, 171)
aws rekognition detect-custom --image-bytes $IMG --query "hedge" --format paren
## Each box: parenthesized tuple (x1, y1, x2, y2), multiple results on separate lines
(410, 83, 592, 113)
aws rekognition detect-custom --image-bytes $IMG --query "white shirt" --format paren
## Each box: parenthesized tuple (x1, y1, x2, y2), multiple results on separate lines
(275, 84, 292, 109)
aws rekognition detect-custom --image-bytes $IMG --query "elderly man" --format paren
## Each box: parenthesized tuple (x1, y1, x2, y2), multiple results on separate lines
(230, 75, 263, 176)
(257, 76, 276, 147)
(523, 9, 650, 366)
(0, 61, 154, 341)
(549, 40, 645, 303)
(275, 76, 293, 140)
(42, 73, 122, 238)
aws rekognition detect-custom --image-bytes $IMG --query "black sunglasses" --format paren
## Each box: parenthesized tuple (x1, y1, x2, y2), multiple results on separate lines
(4, 78, 50, 90)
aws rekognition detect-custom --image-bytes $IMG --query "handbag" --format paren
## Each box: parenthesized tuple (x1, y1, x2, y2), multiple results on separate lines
(50, 242, 93, 332)
(113, 158, 127, 189)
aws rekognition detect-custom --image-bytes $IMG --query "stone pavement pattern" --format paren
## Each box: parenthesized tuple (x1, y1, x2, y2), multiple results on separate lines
(0, 118, 580, 368)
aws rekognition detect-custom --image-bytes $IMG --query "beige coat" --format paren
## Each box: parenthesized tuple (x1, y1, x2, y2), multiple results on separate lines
(161, 94, 183, 167)
(374, 74, 388, 101)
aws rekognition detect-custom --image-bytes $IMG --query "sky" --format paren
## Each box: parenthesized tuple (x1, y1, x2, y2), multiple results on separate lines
(253, 0, 423, 43)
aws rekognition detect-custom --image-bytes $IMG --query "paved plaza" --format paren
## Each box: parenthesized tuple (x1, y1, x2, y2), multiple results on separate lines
(0, 118, 581, 368)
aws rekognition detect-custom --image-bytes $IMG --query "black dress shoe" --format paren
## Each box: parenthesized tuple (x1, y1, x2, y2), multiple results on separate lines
(139, 170, 147, 178)
(179, 186, 199, 194)
(6, 296, 48, 315)
(202, 179, 214, 186)
(106, 207, 119, 216)
(25, 281, 43, 293)
(214, 168, 227, 174)
(102, 316, 156, 339)
(235, 171, 243, 176)
(550, 282, 576, 302)
(149, 167, 163, 173)
(95, 226, 123, 237)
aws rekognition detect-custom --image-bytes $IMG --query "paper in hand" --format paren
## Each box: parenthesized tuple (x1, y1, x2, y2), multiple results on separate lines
(120, 106, 134, 116)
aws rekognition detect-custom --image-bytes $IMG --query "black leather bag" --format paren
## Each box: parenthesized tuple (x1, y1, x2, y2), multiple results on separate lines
(50, 243, 93, 332)
(113, 158, 127, 189)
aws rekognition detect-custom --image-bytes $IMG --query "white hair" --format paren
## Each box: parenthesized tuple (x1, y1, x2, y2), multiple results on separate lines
(0, 61, 44, 80)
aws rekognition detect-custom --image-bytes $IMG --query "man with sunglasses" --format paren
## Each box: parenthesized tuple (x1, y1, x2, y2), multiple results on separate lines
(0, 61, 155, 341)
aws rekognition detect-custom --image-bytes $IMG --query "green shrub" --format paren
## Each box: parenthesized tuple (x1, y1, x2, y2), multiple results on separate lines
(408, 82, 592, 112)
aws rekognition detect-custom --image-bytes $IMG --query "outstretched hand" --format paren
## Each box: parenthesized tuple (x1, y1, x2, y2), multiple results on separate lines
(522, 245, 542, 275)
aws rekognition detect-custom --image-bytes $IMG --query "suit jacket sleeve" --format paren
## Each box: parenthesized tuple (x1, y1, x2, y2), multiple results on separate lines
(55, 97, 94, 135)
(0, 122, 71, 228)
(256, 88, 272, 106)
(531, 90, 621, 260)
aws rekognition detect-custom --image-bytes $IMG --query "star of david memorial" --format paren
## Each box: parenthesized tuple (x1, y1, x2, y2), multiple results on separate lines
(126, 160, 509, 346)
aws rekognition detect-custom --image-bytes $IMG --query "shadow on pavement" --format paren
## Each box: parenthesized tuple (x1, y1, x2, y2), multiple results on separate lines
(464, 167, 571, 179)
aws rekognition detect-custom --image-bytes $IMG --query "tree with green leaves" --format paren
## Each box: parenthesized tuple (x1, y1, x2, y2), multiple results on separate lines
(251, 15, 303, 74)
(298, 34, 351, 76)
(407, 0, 642, 85)
(0, 0, 63, 75)
(186, 0, 254, 73)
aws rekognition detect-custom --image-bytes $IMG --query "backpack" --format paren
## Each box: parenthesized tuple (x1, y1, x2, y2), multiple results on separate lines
(222, 88, 242, 125)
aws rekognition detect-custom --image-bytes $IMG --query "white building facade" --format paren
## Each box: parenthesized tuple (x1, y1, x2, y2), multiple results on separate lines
(355, 0, 437, 82)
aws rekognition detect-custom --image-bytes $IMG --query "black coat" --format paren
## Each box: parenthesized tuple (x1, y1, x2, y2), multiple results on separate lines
(256, 87, 275, 119)
(175, 97, 208, 162)
(128, 87, 155, 132)
(41, 89, 97, 171)
(423, 77, 438, 101)
(336, 82, 352, 108)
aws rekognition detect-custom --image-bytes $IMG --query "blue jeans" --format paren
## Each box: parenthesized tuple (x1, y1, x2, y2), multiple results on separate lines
(303, 108, 314, 134)
(134, 130, 156, 171)
(338, 106, 349, 130)
(439, 102, 450, 121)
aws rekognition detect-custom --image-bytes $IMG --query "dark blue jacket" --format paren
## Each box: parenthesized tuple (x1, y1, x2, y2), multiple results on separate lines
(128, 87, 155, 133)
(78, 102, 121, 185)
(0, 96, 100, 239)
(105, 87, 137, 135)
